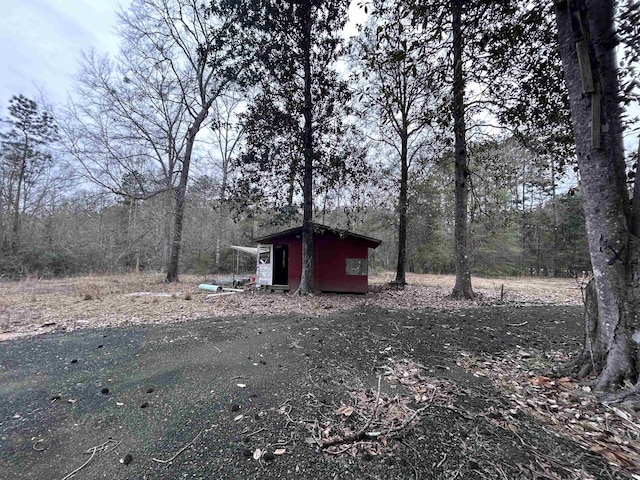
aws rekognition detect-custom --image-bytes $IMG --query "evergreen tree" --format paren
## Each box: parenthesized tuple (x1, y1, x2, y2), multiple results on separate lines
(228, 0, 353, 294)
(0, 95, 58, 252)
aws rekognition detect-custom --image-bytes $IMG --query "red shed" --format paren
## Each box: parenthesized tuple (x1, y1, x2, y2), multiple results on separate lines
(254, 223, 381, 294)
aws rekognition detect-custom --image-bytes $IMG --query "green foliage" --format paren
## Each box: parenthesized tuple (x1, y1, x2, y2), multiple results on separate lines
(472, 220, 522, 276)
(193, 252, 215, 276)
(0, 247, 75, 278)
(22, 248, 74, 276)
(0, 1, 594, 282)
(617, 0, 640, 110)
(411, 236, 454, 274)
(228, 0, 361, 227)
(406, 171, 454, 274)
(554, 193, 591, 274)
(0, 94, 58, 252)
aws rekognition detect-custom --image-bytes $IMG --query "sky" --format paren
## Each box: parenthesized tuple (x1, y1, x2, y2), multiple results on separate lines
(0, 0, 366, 110)
(0, 0, 127, 107)
(0, 1, 636, 152)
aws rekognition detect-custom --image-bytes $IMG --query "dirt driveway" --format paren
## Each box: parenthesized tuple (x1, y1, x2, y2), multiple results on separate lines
(0, 300, 633, 479)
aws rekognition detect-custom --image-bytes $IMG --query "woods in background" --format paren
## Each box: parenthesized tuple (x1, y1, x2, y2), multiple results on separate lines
(1, 0, 628, 284)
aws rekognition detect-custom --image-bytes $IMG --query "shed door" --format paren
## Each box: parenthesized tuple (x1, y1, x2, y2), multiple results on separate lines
(273, 244, 289, 285)
(256, 244, 273, 286)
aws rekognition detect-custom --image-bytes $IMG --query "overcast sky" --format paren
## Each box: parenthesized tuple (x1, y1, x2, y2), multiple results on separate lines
(0, 0, 126, 107)
(1, 1, 636, 151)
(0, 1, 367, 111)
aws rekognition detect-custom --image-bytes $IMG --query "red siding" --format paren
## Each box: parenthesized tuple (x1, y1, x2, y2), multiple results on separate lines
(287, 238, 302, 290)
(263, 231, 371, 293)
(315, 234, 369, 293)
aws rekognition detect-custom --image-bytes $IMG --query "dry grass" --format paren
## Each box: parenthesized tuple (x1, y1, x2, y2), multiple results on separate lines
(0, 271, 582, 341)
(371, 272, 583, 305)
(78, 282, 102, 301)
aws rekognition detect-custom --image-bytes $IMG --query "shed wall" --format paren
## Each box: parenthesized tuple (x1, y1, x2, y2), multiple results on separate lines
(266, 233, 302, 290)
(315, 235, 369, 293)
(261, 232, 371, 293)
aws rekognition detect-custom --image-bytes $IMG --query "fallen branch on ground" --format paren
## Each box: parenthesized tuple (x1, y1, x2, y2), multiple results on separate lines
(319, 376, 433, 448)
(152, 430, 203, 464)
(60, 449, 96, 480)
(320, 376, 381, 448)
(60, 438, 120, 480)
(506, 321, 528, 327)
(32, 439, 46, 452)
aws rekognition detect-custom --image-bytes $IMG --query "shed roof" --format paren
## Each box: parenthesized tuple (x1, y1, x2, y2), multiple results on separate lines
(255, 223, 381, 249)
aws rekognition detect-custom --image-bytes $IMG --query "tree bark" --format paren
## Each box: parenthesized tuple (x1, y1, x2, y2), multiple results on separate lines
(561, 278, 603, 377)
(394, 130, 409, 285)
(11, 152, 27, 253)
(165, 101, 213, 282)
(296, 0, 315, 295)
(555, 0, 639, 389)
(451, 0, 474, 299)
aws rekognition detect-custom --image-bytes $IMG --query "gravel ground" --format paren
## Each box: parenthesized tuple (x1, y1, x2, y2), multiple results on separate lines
(0, 279, 634, 479)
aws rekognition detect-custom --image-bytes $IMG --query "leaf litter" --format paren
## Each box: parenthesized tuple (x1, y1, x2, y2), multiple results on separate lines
(458, 349, 640, 477)
(306, 358, 459, 458)
(0, 273, 581, 340)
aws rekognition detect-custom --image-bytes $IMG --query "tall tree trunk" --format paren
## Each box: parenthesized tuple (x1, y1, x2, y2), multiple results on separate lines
(551, 160, 558, 277)
(287, 156, 299, 209)
(555, 0, 639, 390)
(161, 188, 174, 267)
(451, 0, 474, 299)
(394, 131, 409, 285)
(296, 0, 315, 295)
(165, 102, 213, 282)
(165, 165, 189, 283)
(11, 151, 27, 253)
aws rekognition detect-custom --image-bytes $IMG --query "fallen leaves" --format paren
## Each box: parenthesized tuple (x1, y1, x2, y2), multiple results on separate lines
(335, 404, 355, 417)
(308, 358, 459, 457)
(458, 349, 640, 476)
(0, 273, 581, 339)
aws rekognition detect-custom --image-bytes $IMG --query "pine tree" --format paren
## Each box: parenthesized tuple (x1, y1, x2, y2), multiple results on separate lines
(0, 95, 58, 252)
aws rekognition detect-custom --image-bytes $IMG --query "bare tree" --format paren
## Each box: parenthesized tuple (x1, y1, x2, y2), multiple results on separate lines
(61, 0, 241, 281)
(352, 0, 442, 286)
(202, 93, 245, 267)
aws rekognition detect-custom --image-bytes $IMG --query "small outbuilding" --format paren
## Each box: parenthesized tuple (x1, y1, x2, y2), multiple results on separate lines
(254, 223, 381, 294)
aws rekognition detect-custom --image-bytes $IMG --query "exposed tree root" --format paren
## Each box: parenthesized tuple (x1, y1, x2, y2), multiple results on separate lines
(594, 356, 637, 393)
(556, 351, 593, 378)
(557, 278, 605, 379)
(602, 385, 640, 411)
(388, 281, 406, 290)
(450, 290, 475, 300)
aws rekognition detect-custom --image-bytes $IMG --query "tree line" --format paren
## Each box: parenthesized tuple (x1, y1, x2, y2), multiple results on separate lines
(0, 0, 639, 393)
(0, 100, 589, 278)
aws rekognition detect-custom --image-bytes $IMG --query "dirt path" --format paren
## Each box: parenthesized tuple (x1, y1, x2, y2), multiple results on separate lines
(1, 303, 633, 479)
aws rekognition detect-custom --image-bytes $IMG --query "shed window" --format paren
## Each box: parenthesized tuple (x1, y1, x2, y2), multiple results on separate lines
(346, 258, 368, 276)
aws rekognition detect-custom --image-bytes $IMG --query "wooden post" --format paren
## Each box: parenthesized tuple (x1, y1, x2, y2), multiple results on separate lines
(576, 40, 595, 93)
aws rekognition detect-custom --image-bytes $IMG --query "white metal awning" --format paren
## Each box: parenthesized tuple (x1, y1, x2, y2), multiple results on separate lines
(230, 245, 269, 256)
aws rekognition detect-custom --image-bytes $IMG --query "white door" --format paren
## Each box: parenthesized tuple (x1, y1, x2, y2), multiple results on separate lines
(256, 244, 273, 287)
